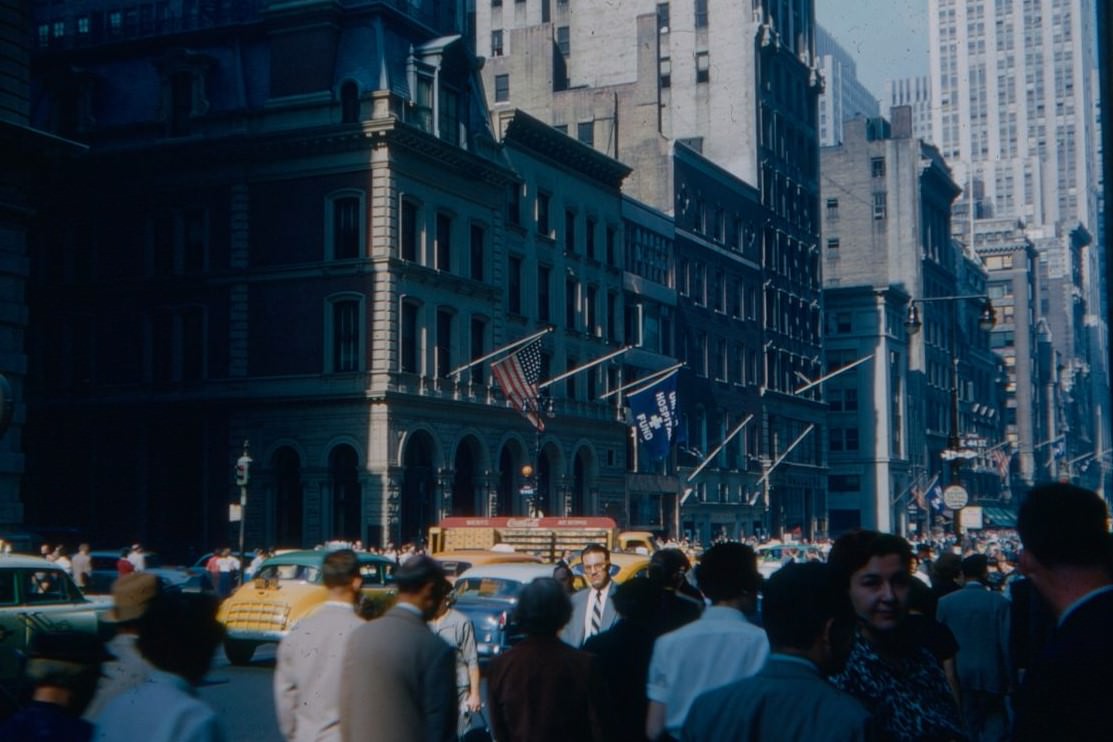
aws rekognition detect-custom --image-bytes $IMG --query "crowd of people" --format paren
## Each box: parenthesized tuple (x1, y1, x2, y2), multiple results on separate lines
(3, 480, 1111, 741)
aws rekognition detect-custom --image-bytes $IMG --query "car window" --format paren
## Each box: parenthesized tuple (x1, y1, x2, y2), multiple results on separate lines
(255, 564, 321, 583)
(21, 570, 76, 604)
(454, 577, 522, 598)
(0, 571, 16, 606)
(359, 561, 395, 587)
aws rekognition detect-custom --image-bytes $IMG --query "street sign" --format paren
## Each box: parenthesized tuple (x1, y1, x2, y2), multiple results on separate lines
(942, 484, 969, 510)
(960, 505, 984, 530)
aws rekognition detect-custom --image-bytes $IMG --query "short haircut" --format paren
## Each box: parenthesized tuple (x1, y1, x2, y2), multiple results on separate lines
(694, 542, 761, 602)
(1019, 483, 1111, 569)
(138, 592, 223, 685)
(581, 543, 610, 562)
(962, 554, 989, 581)
(762, 563, 849, 650)
(394, 555, 448, 594)
(611, 577, 662, 623)
(930, 552, 962, 584)
(322, 549, 360, 588)
(648, 548, 690, 583)
(827, 530, 912, 591)
(514, 577, 572, 636)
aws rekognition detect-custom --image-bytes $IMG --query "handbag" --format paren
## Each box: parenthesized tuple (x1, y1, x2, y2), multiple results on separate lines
(460, 707, 493, 742)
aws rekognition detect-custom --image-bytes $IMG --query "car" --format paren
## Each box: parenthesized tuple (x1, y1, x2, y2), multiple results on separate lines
(216, 550, 397, 665)
(754, 543, 825, 579)
(84, 550, 211, 595)
(450, 562, 555, 661)
(0, 554, 111, 715)
(432, 549, 543, 584)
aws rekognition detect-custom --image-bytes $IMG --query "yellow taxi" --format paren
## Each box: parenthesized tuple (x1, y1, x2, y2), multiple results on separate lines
(568, 550, 652, 590)
(216, 549, 396, 664)
(431, 549, 543, 584)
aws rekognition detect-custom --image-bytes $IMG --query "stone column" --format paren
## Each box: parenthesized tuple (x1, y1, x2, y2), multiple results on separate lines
(437, 467, 454, 521)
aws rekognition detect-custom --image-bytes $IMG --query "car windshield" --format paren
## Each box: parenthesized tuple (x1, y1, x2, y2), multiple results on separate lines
(359, 561, 396, 586)
(254, 563, 321, 583)
(454, 577, 523, 599)
(19, 569, 81, 604)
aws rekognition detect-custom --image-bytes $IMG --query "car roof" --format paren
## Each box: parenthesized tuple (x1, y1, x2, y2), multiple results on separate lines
(259, 550, 395, 568)
(456, 563, 556, 581)
(0, 554, 63, 569)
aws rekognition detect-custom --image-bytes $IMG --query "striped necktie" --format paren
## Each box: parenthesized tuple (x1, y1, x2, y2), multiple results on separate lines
(589, 589, 603, 637)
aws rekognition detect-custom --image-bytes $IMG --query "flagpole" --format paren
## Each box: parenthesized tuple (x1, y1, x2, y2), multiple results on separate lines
(792, 354, 873, 395)
(600, 362, 684, 400)
(448, 325, 553, 380)
(753, 424, 816, 490)
(686, 414, 755, 483)
(537, 345, 633, 390)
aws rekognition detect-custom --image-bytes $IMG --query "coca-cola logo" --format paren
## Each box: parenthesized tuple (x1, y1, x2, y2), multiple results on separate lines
(505, 518, 541, 528)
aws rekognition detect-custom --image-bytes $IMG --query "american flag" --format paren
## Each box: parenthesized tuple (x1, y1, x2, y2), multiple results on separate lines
(492, 338, 545, 431)
(991, 447, 1012, 479)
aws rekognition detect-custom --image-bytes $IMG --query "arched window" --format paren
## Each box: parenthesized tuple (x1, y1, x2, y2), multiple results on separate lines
(325, 293, 364, 373)
(325, 190, 366, 260)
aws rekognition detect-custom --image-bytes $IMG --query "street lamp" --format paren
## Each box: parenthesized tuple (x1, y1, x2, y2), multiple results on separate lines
(904, 295, 996, 543)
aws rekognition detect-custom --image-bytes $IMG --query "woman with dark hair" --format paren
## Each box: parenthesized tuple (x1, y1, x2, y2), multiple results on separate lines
(486, 578, 607, 742)
(827, 530, 964, 742)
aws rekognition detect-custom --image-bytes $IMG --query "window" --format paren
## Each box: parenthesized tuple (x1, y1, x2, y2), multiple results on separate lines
(470, 317, 487, 385)
(826, 198, 839, 218)
(587, 285, 598, 336)
(491, 29, 504, 57)
(696, 52, 710, 83)
(169, 70, 194, 137)
(694, 0, 709, 28)
(606, 226, 616, 265)
(872, 192, 887, 220)
(538, 266, 552, 322)
(586, 217, 597, 259)
(329, 296, 362, 373)
(330, 195, 361, 260)
(871, 157, 886, 178)
(537, 191, 551, 236)
(827, 237, 840, 250)
(435, 213, 452, 272)
(414, 74, 433, 132)
(828, 474, 861, 492)
(436, 308, 453, 377)
(438, 85, 459, 146)
(566, 356, 577, 398)
(565, 209, 576, 252)
(508, 183, 522, 226)
(607, 291, 618, 340)
(659, 58, 671, 88)
(401, 301, 420, 373)
(657, 3, 670, 32)
(556, 26, 570, 56)
(577, 121, 594, 147)
(469, 224, 485, 281)
(508, 256, 523, 314)
(494, 74, 510, 103)
(401, 199, 419, 261)
(565, 278, 578, 330)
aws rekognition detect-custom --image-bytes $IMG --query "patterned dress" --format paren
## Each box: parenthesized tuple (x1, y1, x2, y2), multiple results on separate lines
(832, 630, 965, 741)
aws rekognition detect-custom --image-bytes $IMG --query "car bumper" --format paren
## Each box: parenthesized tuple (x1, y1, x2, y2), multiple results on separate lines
(224, 628, 286, 643)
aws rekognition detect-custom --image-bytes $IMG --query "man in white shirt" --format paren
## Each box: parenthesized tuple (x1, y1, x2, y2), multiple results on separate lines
(274, 549, 365, 742)
(560, 543, 618, 647)
(646, 542, 769, 741)
(127, 543, 147, 572)
(84, 572, 160, 719)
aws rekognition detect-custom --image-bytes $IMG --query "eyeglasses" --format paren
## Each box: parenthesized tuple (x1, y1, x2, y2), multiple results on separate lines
(583, 562, 610, 573)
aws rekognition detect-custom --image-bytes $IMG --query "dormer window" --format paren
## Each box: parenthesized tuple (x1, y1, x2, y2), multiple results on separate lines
(156, 50, 214, 138)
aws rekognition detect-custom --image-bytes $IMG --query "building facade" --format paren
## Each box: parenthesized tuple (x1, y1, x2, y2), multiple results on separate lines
(882, 76, 933, 143)
(816, 23, 880, 147)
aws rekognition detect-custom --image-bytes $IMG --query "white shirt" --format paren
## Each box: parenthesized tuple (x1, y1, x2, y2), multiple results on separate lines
(647, 605, 769, 735)
(94, 669, 226, 742)
(581, 582, 612, 640)
(85, 632, 153, 720)
(127, 550, 146, 571)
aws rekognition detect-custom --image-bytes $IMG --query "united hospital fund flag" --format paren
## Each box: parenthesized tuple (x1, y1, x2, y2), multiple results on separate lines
(628, 373, 679, 460)
(492, 338, 545, 431)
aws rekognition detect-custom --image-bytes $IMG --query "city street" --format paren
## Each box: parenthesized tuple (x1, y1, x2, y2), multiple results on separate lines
(198, 645, 282, 742)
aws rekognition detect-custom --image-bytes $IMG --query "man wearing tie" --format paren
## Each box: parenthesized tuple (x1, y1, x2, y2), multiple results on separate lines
(562, 544, 618, 646)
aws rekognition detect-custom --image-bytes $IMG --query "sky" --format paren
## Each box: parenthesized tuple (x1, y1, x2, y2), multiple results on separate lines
(815, 0, 930, 100)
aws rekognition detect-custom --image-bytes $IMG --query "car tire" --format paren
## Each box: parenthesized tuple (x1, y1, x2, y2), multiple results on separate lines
(224, 639, 255, 666)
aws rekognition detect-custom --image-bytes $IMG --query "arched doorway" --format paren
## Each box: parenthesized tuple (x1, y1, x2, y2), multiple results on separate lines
(572, 447, 593, 516)
(496, 440, 526, 516)
(452, 436, 482, 516)
(272, 447, 303, 547)
(329, 445, 361, 542)
(537, 442, 562, 517)
(401, 431, 436, 546)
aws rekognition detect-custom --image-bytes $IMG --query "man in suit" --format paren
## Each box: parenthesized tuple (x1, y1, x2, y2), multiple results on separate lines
(561, 543, 618, 647)
(1013, 482, 1113, 742)
(681, 562, 872, 741)
(275, 549, 365, 742)
(340, 555, 455, 742)
(936, 554, 1010, 742)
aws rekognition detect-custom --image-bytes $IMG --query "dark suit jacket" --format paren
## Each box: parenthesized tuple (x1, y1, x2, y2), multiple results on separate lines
(1013, 587, 1113, 742)
(560, 584, 618, 647)
(682, 655, 875, 742)
(339, 604, 456, 742)
(487, 635, 607, 742)
(583, 619, 656, 742)
(936, 581, 1011, 694)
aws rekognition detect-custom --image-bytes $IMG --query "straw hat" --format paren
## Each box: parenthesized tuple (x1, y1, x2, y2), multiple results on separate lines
(105, 572, 160, 623)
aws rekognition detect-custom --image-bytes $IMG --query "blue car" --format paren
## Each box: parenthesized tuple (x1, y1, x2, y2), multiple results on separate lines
(450, 563, 556, 660)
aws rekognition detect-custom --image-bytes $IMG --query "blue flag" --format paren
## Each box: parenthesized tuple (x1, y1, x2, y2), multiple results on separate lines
(927, 485, 945, 513)
(628, 373, 679, 461)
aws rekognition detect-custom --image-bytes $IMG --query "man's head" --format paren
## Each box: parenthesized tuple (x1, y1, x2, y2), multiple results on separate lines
(930, 552, 962, 586)
(106, 572, 161, 631)
(581, 543, 612, 591)
(552, 562, 575, 594)
(393, 555, 451, 620)
(648, 548, 691, 590)
(514, 577, 572, 637)
(137, 592, 223, 686)
(612, 576, 664, 625)
(828, 530, 913, 637)
(24, 631, 112, 716)
(78, 543, 90, 555)
(693, 542, 761, 607)
(322, 548, 362, 603)
(1018, 483, 1111, 571)
(962, 554, 990, 583)
(762, 563, 854, 674)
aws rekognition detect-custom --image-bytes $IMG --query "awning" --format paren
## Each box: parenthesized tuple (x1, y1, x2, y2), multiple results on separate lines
(981, 506, 1017, 528)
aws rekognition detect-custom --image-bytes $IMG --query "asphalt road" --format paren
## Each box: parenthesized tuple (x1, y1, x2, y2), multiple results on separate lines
(199, 644, 284, 742)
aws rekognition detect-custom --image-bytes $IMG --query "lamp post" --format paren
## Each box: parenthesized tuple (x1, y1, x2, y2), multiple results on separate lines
(233, 440, 252, 586)
(904, 295, 995, 544)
